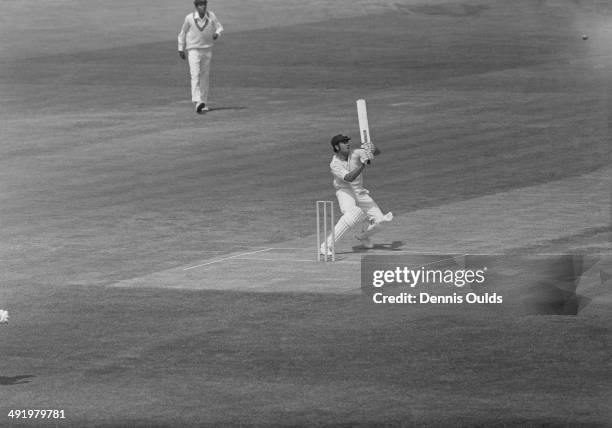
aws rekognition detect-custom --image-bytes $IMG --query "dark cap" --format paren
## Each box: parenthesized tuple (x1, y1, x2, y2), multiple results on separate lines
(330, 134, 351, 148)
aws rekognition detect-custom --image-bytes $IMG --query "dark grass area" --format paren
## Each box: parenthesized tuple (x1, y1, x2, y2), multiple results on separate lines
(0, 4, 589, 89)
(1, 285, 611, 427)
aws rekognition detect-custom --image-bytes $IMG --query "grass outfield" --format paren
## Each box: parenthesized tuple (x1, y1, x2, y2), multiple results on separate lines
(2, 286, 611, 426)
(1, 0, 611, 426)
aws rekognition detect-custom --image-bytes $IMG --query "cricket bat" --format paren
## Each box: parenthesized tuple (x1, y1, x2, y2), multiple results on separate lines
(356, 99, 374, 163)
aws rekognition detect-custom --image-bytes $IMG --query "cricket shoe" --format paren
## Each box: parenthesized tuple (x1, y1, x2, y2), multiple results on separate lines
(356, 235, 374, 249)
(319, 243, 335, 257)
(195, 102, 207, 114)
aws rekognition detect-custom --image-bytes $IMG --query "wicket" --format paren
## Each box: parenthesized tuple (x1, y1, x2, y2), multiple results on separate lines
(316, 200, 335, 262)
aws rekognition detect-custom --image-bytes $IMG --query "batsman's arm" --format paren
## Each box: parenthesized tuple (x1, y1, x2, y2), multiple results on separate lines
(331, 161, 365, 183)
(355, 147, 377, 165)
(364, 141, 380, 155)
(343, 163, 367, 182)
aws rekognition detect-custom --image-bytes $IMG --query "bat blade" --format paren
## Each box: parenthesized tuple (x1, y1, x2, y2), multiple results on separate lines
(356, 99, 374, 163)
(356, 99, 371, 145)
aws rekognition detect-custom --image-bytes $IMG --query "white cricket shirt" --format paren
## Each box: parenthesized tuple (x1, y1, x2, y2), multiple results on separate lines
(329, 149, 369, 193)
(178, 11, 224, 51)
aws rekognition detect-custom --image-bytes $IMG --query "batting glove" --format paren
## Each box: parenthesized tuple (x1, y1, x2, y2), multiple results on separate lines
(362, 140, 375, 158)
(359, 151, 374, 165)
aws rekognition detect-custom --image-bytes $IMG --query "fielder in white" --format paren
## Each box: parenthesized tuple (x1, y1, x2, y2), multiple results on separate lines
(178, 0, 224, 114)
(0, 309, 8, 324)
(321, 134, 393, 255)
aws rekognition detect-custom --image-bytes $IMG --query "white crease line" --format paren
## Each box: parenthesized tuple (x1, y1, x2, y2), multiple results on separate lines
(184, 249, 463, 271)
(183, 248, 272, 271)
(271, 248, 453, 254)
(266, 247, 304, 250)
(234, 257, 361, 264)
(235, 257, 318, 263)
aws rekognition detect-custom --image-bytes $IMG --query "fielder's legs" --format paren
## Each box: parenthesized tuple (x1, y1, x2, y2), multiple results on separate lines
(187, 49, 203, 104)
(198, 49, 212, 106)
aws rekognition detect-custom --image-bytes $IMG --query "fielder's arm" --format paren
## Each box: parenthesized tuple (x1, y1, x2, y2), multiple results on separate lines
(177, 17, 189, 59)
(210, 11, 224, 39)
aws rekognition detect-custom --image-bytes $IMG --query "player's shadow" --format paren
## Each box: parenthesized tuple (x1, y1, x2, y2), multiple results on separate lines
(352, 240, 405, 252)
(0, 375, 35, 385)
(206, 106, 247, 112)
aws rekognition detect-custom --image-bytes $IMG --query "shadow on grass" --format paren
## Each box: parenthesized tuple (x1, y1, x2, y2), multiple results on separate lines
(206, 106, 247, 112)
(352, 240, 405, 252)
(0, 375, 35, 385)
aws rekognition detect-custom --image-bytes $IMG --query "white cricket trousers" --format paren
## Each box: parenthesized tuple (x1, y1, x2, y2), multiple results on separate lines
(324, 188, 385, 246)
(336, 188, 385, 223)
(187, 48, 212, 104)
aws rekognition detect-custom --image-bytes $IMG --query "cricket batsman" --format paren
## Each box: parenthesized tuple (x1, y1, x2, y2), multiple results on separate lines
(320, 134, 393, 256)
